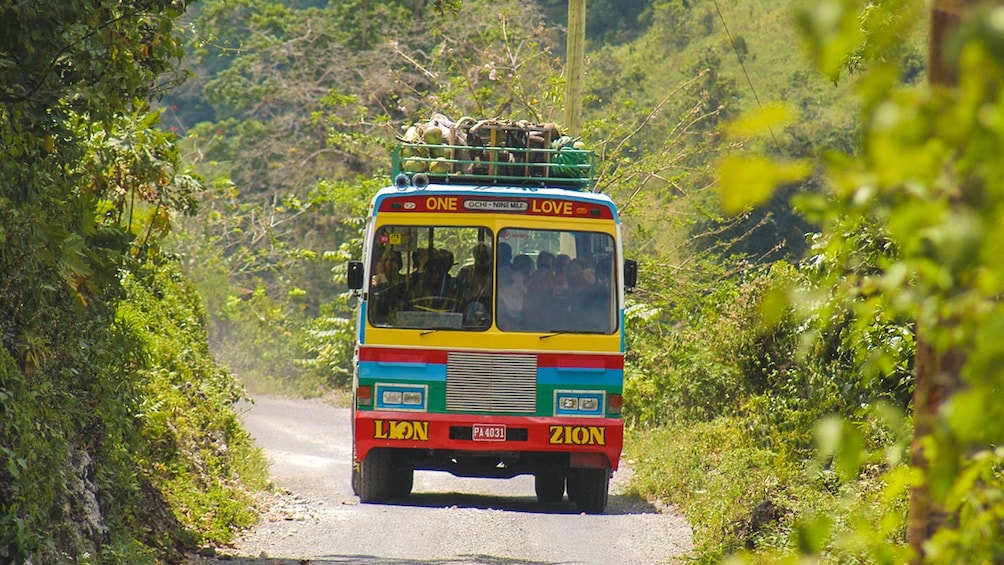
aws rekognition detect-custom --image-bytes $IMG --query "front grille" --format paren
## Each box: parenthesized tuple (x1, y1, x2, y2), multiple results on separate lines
(446, 352, 537, 413)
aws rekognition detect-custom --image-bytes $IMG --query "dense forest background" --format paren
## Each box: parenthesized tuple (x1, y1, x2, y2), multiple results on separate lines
(2, 0, 1002, 562)
(162, 0, 874, 396)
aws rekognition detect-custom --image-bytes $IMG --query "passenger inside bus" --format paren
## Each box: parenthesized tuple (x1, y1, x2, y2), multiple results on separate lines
(369, 247, 408, 325)
(456, 243, 493, 327)
(523, 251, 566, 329)
(495, 241, 515, 327)
(371, 250, 403, 288)
(563, 258, 613, 332)
(408, 248, 431, 278)
(408, 248, 459, 311)
(497, 253, 533, 330)
(530, 251, 566, 292)
(555, 253, 570, 279)
(457, 243, 492, 300)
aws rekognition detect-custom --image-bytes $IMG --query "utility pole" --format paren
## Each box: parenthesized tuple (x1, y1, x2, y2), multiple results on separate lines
(564, 0, 586, 136)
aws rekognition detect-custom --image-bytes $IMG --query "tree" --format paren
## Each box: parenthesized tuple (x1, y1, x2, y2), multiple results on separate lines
(1, 0, 192, 387)
(1, 1, 262, 561)
(722, 1, 1004, 561)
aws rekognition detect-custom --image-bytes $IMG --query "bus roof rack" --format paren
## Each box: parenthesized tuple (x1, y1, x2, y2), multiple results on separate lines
(391, 119, 595, 190)
(391, 143, 595, 190)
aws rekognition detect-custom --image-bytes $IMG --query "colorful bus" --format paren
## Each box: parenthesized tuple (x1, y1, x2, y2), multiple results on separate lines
(346, 129, 636, 513)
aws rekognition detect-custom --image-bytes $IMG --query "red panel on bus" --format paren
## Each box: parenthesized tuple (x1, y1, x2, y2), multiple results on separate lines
(358, 347, 448, 365)
(377, 194, 614, 219)
(537, 353, 624, 370)
(359, 347, 623, 370)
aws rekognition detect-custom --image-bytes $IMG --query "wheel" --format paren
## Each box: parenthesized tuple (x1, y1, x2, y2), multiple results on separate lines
(351, 411, 359, 495)
(358, 448, 394, 502)
(389, 463, 414, 498)
(565, 474, 577, 502)
(568, 468, 609, 514)
(534, 470, 566, 504)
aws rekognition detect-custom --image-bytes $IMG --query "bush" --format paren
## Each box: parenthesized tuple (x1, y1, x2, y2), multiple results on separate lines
(119, 261, 268, 546)
(628, 419, 798, 562)
(0, 257, 267, 563)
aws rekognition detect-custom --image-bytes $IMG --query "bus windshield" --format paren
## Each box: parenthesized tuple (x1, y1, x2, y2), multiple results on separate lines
(367, 225, 617, 334)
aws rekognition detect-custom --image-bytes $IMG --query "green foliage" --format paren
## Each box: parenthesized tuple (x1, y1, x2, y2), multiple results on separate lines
(1, 1, 266, 561)
(628, 419, 798, 562)
(0, 0, 187, 126)
(299, 301, 357, 391)
(700, 2, 1004, 563)
(595, 0, 888, 264)
(212, 285, 314, 396)
(623, 273, 747, 426)
(0, 252, 265, 562)
(119, 261, 266, 545)
(790, 6, 1004, 560)
(622, 217, 925, 561)
(0, 347, 67, 561)
(168, 173, 380, 397)
(625, 260, 801, 427)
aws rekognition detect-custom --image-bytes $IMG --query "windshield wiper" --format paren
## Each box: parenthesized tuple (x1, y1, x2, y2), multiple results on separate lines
(541, 329, 610, 339)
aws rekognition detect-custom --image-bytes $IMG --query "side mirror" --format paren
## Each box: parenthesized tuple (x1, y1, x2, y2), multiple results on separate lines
(624, 259, 638, 291)
(347, 261, 364, 290)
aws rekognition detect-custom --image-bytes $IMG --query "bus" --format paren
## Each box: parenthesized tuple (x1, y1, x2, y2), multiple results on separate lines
(346, 127, 636, 513)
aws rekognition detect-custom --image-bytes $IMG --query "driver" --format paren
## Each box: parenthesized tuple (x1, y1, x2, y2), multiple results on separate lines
(409, 249, 459, 311)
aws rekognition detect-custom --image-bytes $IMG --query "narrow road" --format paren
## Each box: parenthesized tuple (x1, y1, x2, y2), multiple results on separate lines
(201, 395, 692, 564)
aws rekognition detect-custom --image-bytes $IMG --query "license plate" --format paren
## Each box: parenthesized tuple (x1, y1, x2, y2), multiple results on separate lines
(472, 423, 506, 442)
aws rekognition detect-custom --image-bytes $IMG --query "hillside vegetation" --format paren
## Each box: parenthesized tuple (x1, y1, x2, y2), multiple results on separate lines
(0, 2, 266, 562)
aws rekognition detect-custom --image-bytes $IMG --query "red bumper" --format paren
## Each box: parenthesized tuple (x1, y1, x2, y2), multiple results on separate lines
(354, 410, 623, 470)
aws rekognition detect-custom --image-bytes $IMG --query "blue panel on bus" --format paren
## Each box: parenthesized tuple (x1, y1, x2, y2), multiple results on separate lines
(359, 302, 367, 343)
(537, 367, 622, 387)
(358, 360, 447, 382)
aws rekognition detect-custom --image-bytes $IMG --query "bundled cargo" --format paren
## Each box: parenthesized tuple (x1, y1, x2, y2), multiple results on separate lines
(393, 114, 594, 189)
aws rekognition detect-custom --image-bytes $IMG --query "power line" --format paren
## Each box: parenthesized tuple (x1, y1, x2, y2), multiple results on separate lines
(712, 0, 780, 151)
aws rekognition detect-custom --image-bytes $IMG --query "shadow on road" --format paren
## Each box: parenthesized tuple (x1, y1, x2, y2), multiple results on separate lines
(193, 493, 666, 564)
(198, 555, 562, 565)
(375, 491, 659, 516)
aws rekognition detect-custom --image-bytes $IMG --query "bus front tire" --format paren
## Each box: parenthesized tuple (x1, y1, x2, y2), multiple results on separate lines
(568, 468, 609, 514)
(534, 470, 565, 504)
(359, 449, 394, 502)
(390, 464, 414, 498)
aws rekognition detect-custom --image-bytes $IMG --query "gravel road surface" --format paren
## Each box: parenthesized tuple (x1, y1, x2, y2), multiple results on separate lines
(198, 395, 692, 564)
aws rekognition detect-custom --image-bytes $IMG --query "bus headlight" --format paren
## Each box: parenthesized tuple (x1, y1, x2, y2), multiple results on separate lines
(375, 384, 428, 411)
(560, 397, 579, 410)
(554, 391, 605, 417)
